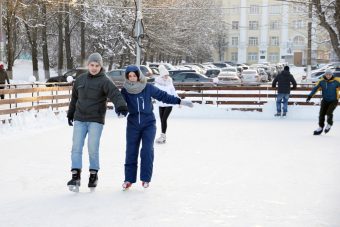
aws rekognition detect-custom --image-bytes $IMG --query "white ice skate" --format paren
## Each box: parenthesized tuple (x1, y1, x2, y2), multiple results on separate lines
(324, 124, 331, 134)
(156, 133, 166, 144)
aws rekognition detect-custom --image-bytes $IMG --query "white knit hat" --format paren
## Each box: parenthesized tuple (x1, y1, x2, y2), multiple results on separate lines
(158, 65, 169, 77)
(87, 52, 103, 67)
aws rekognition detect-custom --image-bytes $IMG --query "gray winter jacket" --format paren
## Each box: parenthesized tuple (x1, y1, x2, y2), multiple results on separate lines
(67, 70, 127, 124)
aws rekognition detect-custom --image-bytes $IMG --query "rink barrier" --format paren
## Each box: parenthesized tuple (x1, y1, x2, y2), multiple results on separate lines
(0, 82, 331, 121)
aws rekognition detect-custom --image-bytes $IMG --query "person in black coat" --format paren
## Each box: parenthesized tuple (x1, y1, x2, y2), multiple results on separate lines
(272, 66, 297, 117)
(0, 64, 10, 99)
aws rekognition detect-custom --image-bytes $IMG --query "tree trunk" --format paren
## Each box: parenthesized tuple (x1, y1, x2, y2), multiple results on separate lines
(108, 56, 114, 71)
(314, 0, 340, 59)
(41, 1, 50, 79)
(58, 2, 64, 76)
(6, 0, 16, 79)
(64, 0, 73, 70)
(80, 0, 86, 66)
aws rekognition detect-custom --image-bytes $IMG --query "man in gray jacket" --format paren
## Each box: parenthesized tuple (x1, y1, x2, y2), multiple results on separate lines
(272, 66, 297, 117)
(66, 53, 128, 192)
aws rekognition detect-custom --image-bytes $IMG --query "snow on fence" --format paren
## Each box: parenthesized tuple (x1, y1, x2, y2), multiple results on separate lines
(0, 82, 325, 121)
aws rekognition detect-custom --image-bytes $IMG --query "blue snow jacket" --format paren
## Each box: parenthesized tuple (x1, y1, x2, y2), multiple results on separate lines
(309, 76, 340, 102)
(121, 83, 181, 123)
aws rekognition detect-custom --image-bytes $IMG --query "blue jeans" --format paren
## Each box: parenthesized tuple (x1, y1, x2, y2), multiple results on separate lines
(276, 93, 290, 113)
(71, 121, 103, 170)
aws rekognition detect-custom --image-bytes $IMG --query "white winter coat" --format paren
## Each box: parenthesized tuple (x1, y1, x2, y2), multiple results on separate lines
(154, 75, 178, 107)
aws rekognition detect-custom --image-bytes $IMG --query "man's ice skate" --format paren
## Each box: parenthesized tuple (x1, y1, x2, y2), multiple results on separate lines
(122, 181, 132, 191)
(274, 112, 281, 117)
(88, 170, 98, 192)
(156, 133, 166, 144)
(324, 124, 332, 133)
(313, 127, 323, 135)
(67, 169, 81, 192)
(142, 181, 149, 188)
(282, 112, 287, 118)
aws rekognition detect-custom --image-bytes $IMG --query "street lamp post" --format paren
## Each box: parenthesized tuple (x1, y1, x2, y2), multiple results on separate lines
(135, 0, 142, 66)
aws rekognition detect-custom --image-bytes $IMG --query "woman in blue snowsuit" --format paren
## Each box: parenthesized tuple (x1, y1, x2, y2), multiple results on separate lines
(121, 65, 193, 189)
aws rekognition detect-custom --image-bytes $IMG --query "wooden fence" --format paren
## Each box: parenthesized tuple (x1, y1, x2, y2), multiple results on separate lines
(0, 82, 326, 121)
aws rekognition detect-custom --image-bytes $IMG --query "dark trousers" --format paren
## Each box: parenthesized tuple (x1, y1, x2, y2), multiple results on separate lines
(319, 99, 338, 128)
(0, 86, 4, 99)
(159, 107, 173, 134)
(125, 114, 156, 183)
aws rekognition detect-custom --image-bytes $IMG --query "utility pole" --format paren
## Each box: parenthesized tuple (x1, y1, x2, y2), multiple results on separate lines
(135, 0, 143, 66)
(0, 0, 2, 62)
(307, 0, 313, 80)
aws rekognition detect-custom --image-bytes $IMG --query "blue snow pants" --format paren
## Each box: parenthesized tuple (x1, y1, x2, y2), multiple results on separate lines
(124, 113, 157, 183)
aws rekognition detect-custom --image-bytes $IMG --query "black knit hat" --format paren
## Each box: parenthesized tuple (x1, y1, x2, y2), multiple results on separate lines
(284, 66, 290, 71)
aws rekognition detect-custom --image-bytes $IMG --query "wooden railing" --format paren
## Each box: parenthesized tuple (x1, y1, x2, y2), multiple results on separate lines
(0, 82, 326, 120)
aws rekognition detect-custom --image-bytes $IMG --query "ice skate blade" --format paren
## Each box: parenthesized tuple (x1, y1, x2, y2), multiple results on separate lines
(89, 187, 96, 192)
(68, 185, 80, 193)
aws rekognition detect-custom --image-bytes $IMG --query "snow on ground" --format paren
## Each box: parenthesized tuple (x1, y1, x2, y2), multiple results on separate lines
(1, 103, 339, 227)
(11, 59, 58, 83)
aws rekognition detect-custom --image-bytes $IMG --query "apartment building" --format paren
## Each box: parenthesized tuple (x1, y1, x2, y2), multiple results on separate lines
(215, 0, 317, 65)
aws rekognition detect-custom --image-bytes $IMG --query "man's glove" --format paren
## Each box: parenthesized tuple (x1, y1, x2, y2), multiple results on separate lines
(180, 99, 194, 108)
(117, 110, 128, 118)
(68, 117, 73, 126)
(306, 96, 311, 103)
(116, 106, 128, 118)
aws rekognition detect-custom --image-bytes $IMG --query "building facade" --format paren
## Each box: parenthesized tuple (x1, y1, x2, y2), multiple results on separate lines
(215, 0, 316, 65)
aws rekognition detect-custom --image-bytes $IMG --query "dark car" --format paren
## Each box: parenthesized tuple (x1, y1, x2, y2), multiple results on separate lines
(172, 72, 214, 86)
(168, 69, 195, 78)
(46, 68, 87, 85)
(107, 68, 155, 84)
(205, 69, 221, 78)
(106, 69, 126, 84)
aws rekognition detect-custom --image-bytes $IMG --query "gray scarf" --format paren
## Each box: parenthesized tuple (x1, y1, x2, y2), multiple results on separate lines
(123, 73, 147, 94)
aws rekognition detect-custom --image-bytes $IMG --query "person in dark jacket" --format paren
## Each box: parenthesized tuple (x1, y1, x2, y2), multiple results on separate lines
(121, 65, 193, 190)
(306, 69, 340, 135)
(0, 63, 10, 99)
(272, 65, 297, 117)
(66, 53, 128, 192)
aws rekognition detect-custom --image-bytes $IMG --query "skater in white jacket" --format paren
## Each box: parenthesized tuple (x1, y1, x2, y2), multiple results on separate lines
(154, 65, 179, 143)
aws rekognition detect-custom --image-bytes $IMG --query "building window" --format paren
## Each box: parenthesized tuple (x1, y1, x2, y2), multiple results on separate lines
(270, 36, 280, 46)
(249, 37, 258, 46)
(231, 5, 240, 14)
(231, 37, 239, 46)
(293, 20, 304, 29)
(293, 36, 305, 46)
(269, 53, 280, 62)
(270, 21, 280, 30)
(292, 5, 305, 13)
(248, 52, 258, 61)
(232, 21, 239, 30)
(249, 21, 259, 30)
(269, 5, 281, 14)
(249, 5, 260, 14)
(231, 52, 238, 62)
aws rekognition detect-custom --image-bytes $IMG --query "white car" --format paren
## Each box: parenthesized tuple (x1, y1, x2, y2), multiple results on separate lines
(241, 70, 261, 85)
(219, 67, 238, 75)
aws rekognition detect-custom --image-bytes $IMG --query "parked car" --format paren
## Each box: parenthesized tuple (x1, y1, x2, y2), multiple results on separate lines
(212, 62, 232, 68)
(106, 69, 126, 83)
(217, 74, 241, 85)
(168, 69, 195, 78)
(147, 62, 176, 71)
(172, 72, 214, 85)
(219, 67, 239, 77)
(205, 68, 221, 78)
(256, 68, 269, 82)
(241, 70, 261, 85)
(309, 71, 340, 83)
(46, 68, 87, 85)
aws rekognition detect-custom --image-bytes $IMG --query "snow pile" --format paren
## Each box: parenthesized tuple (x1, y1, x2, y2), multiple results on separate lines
(0, 108, 67, 137)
